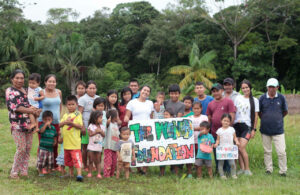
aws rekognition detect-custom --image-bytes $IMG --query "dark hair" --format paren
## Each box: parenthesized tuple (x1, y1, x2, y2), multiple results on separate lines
(241, 79, 255, 129)
(221, 113, 232, 122)
(200, 121, 210, 129)
(106, 90, 119, 111)
(120, 87, 133, 106)
(169, 84, 181, 93)
(120, 126, 130, 133)
(183, 95, 194, 103)
(76, 80, 86, 89)
(164, 107, 174, 117)
(86, 80, 97, 89)
(140, 85, 151, 93)
(129, 79, 139, 85)
(156, 91, 165, 96)
(195, 81, 205, 87)
(10, 69, 25, 80)
(66, 95, 77, 103)
(44, 74, 56, 82)
(29, 73, 41, 83)
(88, 110, 103, 125)
(193, 101, 202, 108)
(42, 110, 53, 119)
(93, 97, 106, 110)
(107, 109, 118, 120)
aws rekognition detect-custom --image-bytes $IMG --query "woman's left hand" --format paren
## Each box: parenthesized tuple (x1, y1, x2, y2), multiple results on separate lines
(251, 130, 256, 138)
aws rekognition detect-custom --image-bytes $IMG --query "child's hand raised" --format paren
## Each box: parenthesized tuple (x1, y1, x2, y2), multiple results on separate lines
(213, 144, 218, 148)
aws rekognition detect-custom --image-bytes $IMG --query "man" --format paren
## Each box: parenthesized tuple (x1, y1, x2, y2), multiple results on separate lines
(129, 79, 140, 99)
(259, 78, 288, 176)
(206, 83, 236, 173)
(223, 78, 240, 103)
(194, 81, 214, 115)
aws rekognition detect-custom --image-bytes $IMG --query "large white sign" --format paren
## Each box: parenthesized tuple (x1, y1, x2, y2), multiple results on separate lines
(216, 145, 238, 160)
(129, 118, 195, 167)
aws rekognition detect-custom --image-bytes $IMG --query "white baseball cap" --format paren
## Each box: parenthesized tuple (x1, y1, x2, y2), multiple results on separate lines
(266, 78, 279, 87)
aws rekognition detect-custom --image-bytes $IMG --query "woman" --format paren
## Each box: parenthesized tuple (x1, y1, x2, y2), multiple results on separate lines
(38, 74, 62, 168)
(233, 79, 259, 176)
(118, 87, 133, 128)
(124, 85, 154, 174)
(78, 80, 99, 171)
(6, 69, 41, 178)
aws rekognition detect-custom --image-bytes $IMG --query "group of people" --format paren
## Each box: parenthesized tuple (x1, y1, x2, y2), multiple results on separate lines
(5, 69, 288, 181)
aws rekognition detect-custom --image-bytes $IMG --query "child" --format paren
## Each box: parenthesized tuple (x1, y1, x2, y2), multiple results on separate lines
(159, 108, 174, 176)
(119, 87, 133, 128)
(56, 132, 66, 177)
(87, 111, 105, 178)
(183, 95, 194, 117)
(194, 82, 213, 115)
(28, 73, 44, 131)
(106, 90, 119, 111)
(214, 113, 240, 179)
(93, 97, 107, 127)
(116, 127, 135, 179)
(60, 95, 84, 182)
(75, 81, 86, 99)
(153, 92, 165, 119)
(186, 102, 208, 178)
(103, 109, 120, 178)
(36, 111, 57, 176)
(196, 121, 215, 178)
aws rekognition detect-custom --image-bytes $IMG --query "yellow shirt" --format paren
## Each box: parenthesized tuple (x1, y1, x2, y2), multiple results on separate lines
(61, 111, 83, 150)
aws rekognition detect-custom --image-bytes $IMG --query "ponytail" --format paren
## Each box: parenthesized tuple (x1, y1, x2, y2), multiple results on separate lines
(241, 79, 255, 129)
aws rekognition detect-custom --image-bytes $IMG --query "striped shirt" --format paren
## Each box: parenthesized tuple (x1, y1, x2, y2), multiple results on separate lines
(39, 124, 57, 152)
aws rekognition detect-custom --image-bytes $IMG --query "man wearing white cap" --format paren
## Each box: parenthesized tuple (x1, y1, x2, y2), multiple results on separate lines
(259, 78, 288, 176)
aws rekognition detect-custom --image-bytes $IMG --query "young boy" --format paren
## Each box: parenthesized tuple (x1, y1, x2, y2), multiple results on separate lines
(59, 95, 84, 182)
(194, 82, 213, 115)
(28, 73, 44, 131)
(196, 121, 215, 178)
(116, 127, 135, 179)
(37, 111, 57, 176)
(153, 92, 165, 119)
(183, 95, 194, 117)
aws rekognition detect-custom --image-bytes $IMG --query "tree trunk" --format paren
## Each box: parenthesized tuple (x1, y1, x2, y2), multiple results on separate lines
(271, 53, 275, 67)
(157, 48, 162, 76)
(70, 80, 76, 95)
(234, 42, 238, 64)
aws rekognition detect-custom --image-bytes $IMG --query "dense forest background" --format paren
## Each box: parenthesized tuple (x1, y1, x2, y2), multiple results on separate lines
(0, 0, 299, 101)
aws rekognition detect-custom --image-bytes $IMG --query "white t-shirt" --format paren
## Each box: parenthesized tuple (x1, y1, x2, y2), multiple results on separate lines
(87, 124, 105, 152)
(189, 115, 208, 143)
(234, 95, 259, 127)
(126, 99, 154, 120)
(78, 93, 99, 128)
(216, 127, 235, 146)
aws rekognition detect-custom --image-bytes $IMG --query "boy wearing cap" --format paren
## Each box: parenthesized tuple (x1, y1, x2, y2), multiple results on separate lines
(206, 83, 236, 172)
(223, 78, 240, 103)
(259, 78, 288, 176)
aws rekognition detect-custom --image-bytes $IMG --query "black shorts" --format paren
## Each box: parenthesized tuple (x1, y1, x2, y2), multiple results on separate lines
(233, 123, 251, 140)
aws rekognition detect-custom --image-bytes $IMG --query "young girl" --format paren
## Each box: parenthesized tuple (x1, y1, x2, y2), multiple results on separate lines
(93, 97, 107, 127)
(187, 102, 208, 178)
(87, 111, 105, 178)
(75, 81, 86, 99)
(153, 92, 165, 119)
(119, 87, 133, 128)
(106, 90, 119, 111)
(214, 114, 240, 179)
(103, 109, 120, 178)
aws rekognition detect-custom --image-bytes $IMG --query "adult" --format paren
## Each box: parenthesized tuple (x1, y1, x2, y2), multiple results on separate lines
(194, 81, 214, 115)
(129, 79, 140, 99)
(6, 69, 41, 179)
(259, 78, 288, 176)
(78, 80, 99, 171)
(223, 78, 240, 103)
(119, 87, 133, 128)
(124, 85, 154, 174)
(233, 80, 259, 176)
(206, 83, 235, 172)
(38, 74, 62, 168)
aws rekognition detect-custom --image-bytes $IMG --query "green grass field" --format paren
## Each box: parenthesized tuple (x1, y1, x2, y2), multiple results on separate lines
(0, 109, 299, 195)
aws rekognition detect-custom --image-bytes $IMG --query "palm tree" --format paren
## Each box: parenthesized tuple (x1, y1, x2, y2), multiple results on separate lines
(169, 43, 217, 91)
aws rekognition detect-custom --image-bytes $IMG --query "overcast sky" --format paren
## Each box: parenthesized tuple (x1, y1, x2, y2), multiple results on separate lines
(21, 0, 237, 23)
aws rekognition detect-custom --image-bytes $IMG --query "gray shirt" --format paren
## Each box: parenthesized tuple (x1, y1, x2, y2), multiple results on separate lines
(164, 100, 185, 117)
(117, 139, 134, 162)
(78, 93, 99, 128)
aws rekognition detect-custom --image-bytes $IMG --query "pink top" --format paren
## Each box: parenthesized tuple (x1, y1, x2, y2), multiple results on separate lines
(189, 115, 208, 143)
(87, 124, 105, 152)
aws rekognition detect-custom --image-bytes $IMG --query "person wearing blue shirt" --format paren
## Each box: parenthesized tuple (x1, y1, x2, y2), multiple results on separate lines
(194, 82, 213, 115)
(259, 78, 288, 177)
(129, 79, 140, 99)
